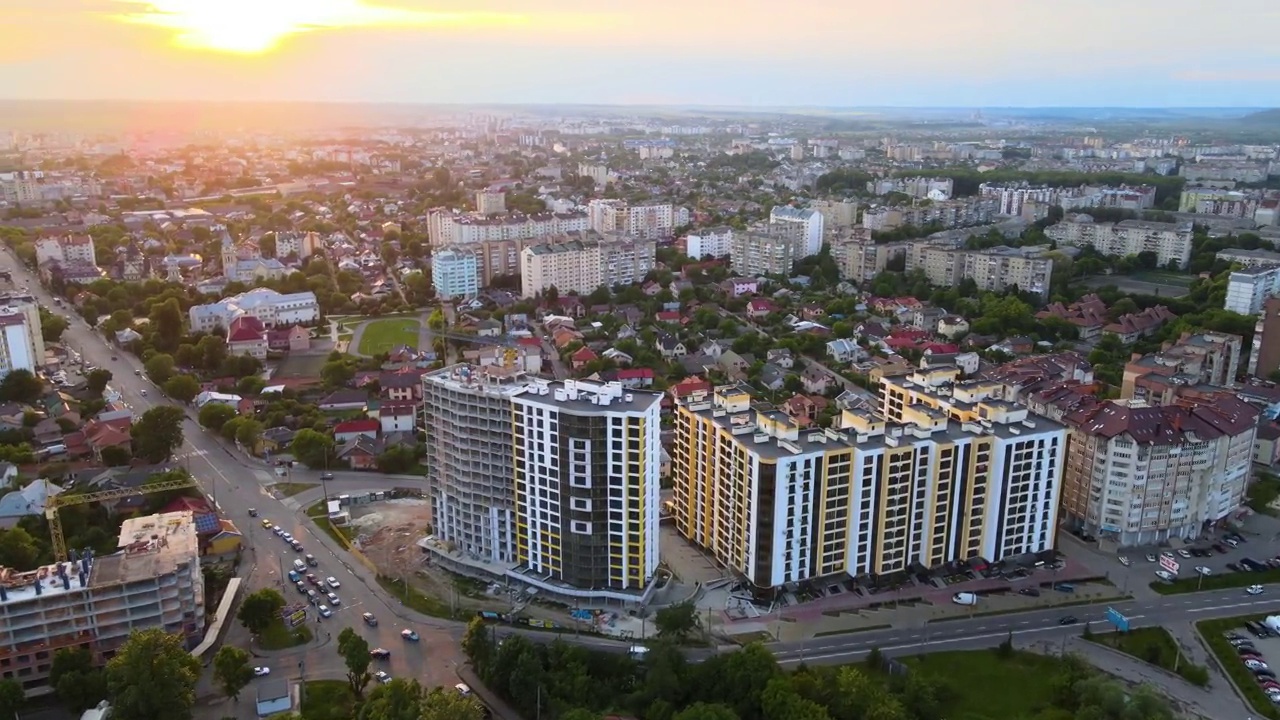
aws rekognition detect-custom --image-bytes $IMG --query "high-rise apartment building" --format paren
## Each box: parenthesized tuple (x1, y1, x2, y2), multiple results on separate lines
(426, 210, 588, 247)
(905, 243, 1054, 299)
(1046, 215, 1193, 269)
(769, 206, 825, 258)
(1121, 331, 1242, 403)
(685, 227, 734, 260)
(1224, 265, 1280, 315)
(672, 376, 1065, 592)
(0, 295, 44, 377)
(1060, 394, 1258, 546)
(421, 366, 663, 602)
(587, 200, 675, 240)
(475, 191, 506, 215)
(1249, 297, 1280, 378)
(729, 228, 797, 277)
(431, 247, 480, 300)
(519, 234, 655, 298)
(511, 380, 662, 591)
(0, 511, 204, 694)
(34, 234, 97, 268)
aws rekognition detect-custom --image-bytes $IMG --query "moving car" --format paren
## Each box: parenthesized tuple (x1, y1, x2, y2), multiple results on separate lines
(1248, 585, 1266, 595)
(401, 629, 420, 641)
(321, 472, 334, 480)
(248, 508, 258, 517)
(140, 389, 147, 396)
(370, 648, 390, 660)
(1059, 616, 1078, 625)
(363, 612, 378, 627)
(374, 671, 392, 684)
(1155, 570, 1175, 581)
(318, 605, 332, 618)
(455, 683, 473, 697)
(327, 593, 341, 605)
(261, 519, 272, 529)
(254, 667, 271, 677)
(951, 592, 977, 606)
(1017, 587, 1040, 597)
(1176, 549, 1191, 558)
(305, 554, 318, 567)
(1145, 554, 1157, 563)
(326, 577, 341, 588)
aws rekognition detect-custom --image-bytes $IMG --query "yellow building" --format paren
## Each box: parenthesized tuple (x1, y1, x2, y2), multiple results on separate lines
(673, 381, 1067, 592)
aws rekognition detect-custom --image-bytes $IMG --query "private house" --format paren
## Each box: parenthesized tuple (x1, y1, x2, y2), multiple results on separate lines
(656, 333, 687, 359)
(378, 401, 417, 434)
(333, 419, 379, 443)
(0, 478, 62, 529)
(337, 435, 379, 470)
(266, 325, 311, 352)
(801, 365, 832, 394)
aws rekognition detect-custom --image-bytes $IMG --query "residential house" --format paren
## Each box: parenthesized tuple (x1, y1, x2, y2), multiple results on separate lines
(718, 350, 752, 376)
(1103, 306, 1177, 344)
(656, 333, 687, 359)
(679, 353, 714, 376)
(195, 391, 243, 408)
(204, 520, 244, 564)
(991, 336, 1035, 355)
(319, 390, 368, 412)
(570, 346, 598, 370)
(781, 394, 830, 427)
(826, 338, 863, 363)
(699, 340, 727, 360)
(912, 307, 946, 331)
(1036, 293, 1108, 341)
(377, 401, 417, 434)
(266, 325, 311, 352)
(0, 478, 62, 529)
(0, 462, 15, 486)
(1256, 423, 1280, 468)
(801, 365, 832, 395)
(334, 419, 379, 443)
(655, 310, 683, 324)
(257, 426, 296, 456)
(602, 348, 633, 365)
(227, 316, 268, 360)
(380, 370, 424, 402)
(475, 319, 503, 337)
(936, 315, 970, 339)
(337, 435, 380, 470)
(670, 377, 712, 402)
(720, 277, 759, 297)
(758, 363, 786, 391)
(615, 368, 655, 388)
(920, 350, 981, 376)
(746, 298, 775, 319)
(766, 348, 794, 369)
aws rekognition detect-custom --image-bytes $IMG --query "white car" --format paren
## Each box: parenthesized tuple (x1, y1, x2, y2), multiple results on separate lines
(318, 604, 332, 618)
(1177, 549, 1192, 559)
(1195, 566, 1211, 576)
(1118, 556, 1131, 567)
(1248, 585, 1265, 595)
(253, 667, 271, 677)
(326, 577, 340, 588)
(1145, 554, 1157, 562)
(1155, 570, 1175, 581)
(454, 683, 472, 697)
(327, 592, 341, 605)
(1247, 660, 1270, 671)
(374, 671, 392, 684)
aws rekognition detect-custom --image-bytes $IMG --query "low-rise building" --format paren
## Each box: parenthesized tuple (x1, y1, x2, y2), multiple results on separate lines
(189, 289, 320, 333)
(1122, 331, 1243, 403)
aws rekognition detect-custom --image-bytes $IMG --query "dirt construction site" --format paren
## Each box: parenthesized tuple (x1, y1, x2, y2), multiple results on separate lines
(347, 498, 516, 616)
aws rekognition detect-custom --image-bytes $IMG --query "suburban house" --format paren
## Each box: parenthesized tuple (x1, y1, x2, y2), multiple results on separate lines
(936, 316, 970, 339)
(766, 348, 794, 369)
(0, 478, 62, 529)
(656, 333, 687, 359)
(826, 338, 863, 363)
(227, 316, 269, 360)
(746, 298, 775, 319)
(266, 325, 311, 352)
(337, 436, 379, 470)
(377, 401, 417, 434)
(319, 390, 368, 412)
(334, 419, 379, 443)
(801, 366, 831, 394)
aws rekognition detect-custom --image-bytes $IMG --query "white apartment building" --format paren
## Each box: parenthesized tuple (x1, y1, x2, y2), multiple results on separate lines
(868, 177, 954, 200)
(272, 231, 322, 260)
(431, 247, 480, 300)
(769, 206, 825, 258)
(673, 382, 1065, 590)
(0, 511, 204, 694)
(0, 309, 39, 378)
(809, 199, 859, 229)
(587, 200, 675, 240)
(1217, 248, 1280, 269)
(1225, 266, 1280, 315)
(729, 228, 796, 277)
(475, 191, 506, 215)
(426, 210, 588, 247)
(906, 243, 1054, 298)
(1061, 396, 1259, 546)
(188, 289, 320, 333)
(577, 164, 615, 187)
(511, 379, 662, 593)
(1046, 215, 1194, 269)
(520, 234, 655, 298)
(685, 227, 734, 260)
(34, 234, 97, 267)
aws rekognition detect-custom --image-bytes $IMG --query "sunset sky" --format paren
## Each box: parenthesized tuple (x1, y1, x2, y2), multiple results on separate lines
(3, 0, 1279, 107)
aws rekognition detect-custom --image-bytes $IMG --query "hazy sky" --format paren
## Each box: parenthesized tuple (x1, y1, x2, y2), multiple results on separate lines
(3, 0, 1279, 107)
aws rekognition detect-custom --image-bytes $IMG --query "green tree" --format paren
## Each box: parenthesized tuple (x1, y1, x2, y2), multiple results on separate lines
(144, 353, 176, 385)
(291, 428, 335, 468)
(672, 703, 739, 720)
(337, 627, 372, 698)
(50, 647, 108, 713)
(420, 687, 485, 720)
(0, 369, 43, 404)
(163, 374, 201, 404)
(0, 526, 40, 570)
(357, 678, 422, 720)
(460, 617, 495, 671)
(148, 298, 184, 352)
(235, 419, 264, 448)
(100, 445, 131, 466)
(655, 602, 700, 641)
(40, 307, 69, 342)
(198, 402, 237, 431)
(375, 445, 419, 473)
(0, 679, 24, 720)
(105, 628, 202, 720)
(237, 588, 285, 634)
(195, 335, 227, 372)
(86, 368, 113, 395)
(320, 360, 355, 387)
(131, 406, 185, 463)
(427, 309, 445, 331)
(212, 646, 254, 701)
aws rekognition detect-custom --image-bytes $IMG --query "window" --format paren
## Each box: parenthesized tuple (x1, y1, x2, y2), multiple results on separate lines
(572, 498, 592, 512)
(571, 521, 592, 534)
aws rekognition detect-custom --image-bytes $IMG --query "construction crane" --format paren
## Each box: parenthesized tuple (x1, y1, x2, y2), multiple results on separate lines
(44, 475, 201, 562)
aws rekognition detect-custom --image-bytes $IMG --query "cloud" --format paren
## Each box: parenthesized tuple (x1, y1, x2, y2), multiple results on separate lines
(1173, 68, 1280, 82)
(110, 0, 533, 53)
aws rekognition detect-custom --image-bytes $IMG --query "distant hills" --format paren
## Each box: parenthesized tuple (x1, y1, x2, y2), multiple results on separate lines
(1239, 108, 1280, 125)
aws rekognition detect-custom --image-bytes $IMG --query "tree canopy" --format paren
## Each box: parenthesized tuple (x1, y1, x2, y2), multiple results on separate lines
(105, 628, 202, 720)
(131, 406, 186, 463)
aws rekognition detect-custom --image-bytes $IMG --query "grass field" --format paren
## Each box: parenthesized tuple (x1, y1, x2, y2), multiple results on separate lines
(300, 680, 355, 720)
(1086, 626, 1209, 685)
(259, 619, 312, 650)
(905, 650, 1063, 720)
(357, 318, 420, 355)
(276, 352, 328, 378)
(1132, 269, 1196, 287)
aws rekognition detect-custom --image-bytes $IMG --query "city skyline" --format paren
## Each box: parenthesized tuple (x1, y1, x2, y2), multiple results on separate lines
(1, 0, 1278, 107)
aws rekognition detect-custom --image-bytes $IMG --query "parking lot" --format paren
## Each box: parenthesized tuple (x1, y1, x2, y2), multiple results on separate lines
(1221, 623, 1280, 709)
(1111, 513, 1280, 587)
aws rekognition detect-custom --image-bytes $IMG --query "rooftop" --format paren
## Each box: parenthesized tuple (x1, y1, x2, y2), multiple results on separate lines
(513, 378, 662, 414)
(92, 510, 200, 587)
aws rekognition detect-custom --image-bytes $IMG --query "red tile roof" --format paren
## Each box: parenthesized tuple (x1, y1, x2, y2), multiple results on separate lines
(334, 419, 379, 435)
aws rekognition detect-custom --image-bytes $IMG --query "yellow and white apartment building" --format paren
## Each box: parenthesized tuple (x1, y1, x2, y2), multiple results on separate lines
(673, 373, 1066, 590)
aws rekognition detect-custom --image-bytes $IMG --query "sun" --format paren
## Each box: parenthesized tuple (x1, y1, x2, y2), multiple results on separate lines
(114, 0, 529, 55)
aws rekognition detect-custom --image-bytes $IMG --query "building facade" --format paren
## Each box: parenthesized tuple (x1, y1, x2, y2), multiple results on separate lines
(511, 380, 662, 591)
(519, 234, 655, 298)
(188, 289, 320, 333)
(1224, 266, 1280, 315)
(769, 206, 825, 258)
(426, 210, 589, 247)
(587, 200, 675, 240)
(1060, 395, 1258, 546)
(431, 247, 481, 300)
(0, 296, 44, 377)
(685, 227, 734, 260)
(729, 228, 796, 277)
(1046, 215, 1194, 269)
(0, 511, 204, 694)
(905, 243, 1054, 298)
(1250, 297, 1280, 378)
(672, 378, 1065, 592)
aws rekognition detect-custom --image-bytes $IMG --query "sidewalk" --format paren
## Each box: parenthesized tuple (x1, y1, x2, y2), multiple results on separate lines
(1021, 635, 1251, 720)
(457, 664, 523, 720)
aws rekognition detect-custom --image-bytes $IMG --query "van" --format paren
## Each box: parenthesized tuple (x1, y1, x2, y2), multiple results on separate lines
(293, 559, 306, 572)
(952, 592, 978, 606)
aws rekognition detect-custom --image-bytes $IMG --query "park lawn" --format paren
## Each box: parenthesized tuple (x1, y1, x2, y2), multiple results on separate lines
(1086, 627, 1209, 686)
(301, 680, 355, 720)
(271, 482, 317, 497)
(357, 318, 420, 356)
(905, 650, 1062, 720)
(259, 619, 312, 650)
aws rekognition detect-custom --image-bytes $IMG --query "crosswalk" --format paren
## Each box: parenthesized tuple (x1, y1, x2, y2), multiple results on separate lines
(173, 450, 209, 461)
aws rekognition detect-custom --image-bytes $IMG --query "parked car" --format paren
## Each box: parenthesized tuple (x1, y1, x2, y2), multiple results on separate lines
(327, 593, 341, 606)
(401, 629, 420, 641)
(1176, 549, 1192, 558)
(1195, 566, 1211, 575)
(1145, 554, 1157, 563)
(1213, 543, 1229, 553)
(318, 605, 332, 618)
(1118, 556, 1131, 566)
(326, 577, 341, 588)
(254, 667, 271, 677)
(374, 671, 392, 684)
(370, 648, 390, 660)
(1155, 570, 1175, 581)
(1018, 587, 1041, 597)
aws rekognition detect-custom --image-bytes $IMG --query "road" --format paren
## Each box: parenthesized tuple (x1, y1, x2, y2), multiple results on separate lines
(0, 248, 464, 710)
